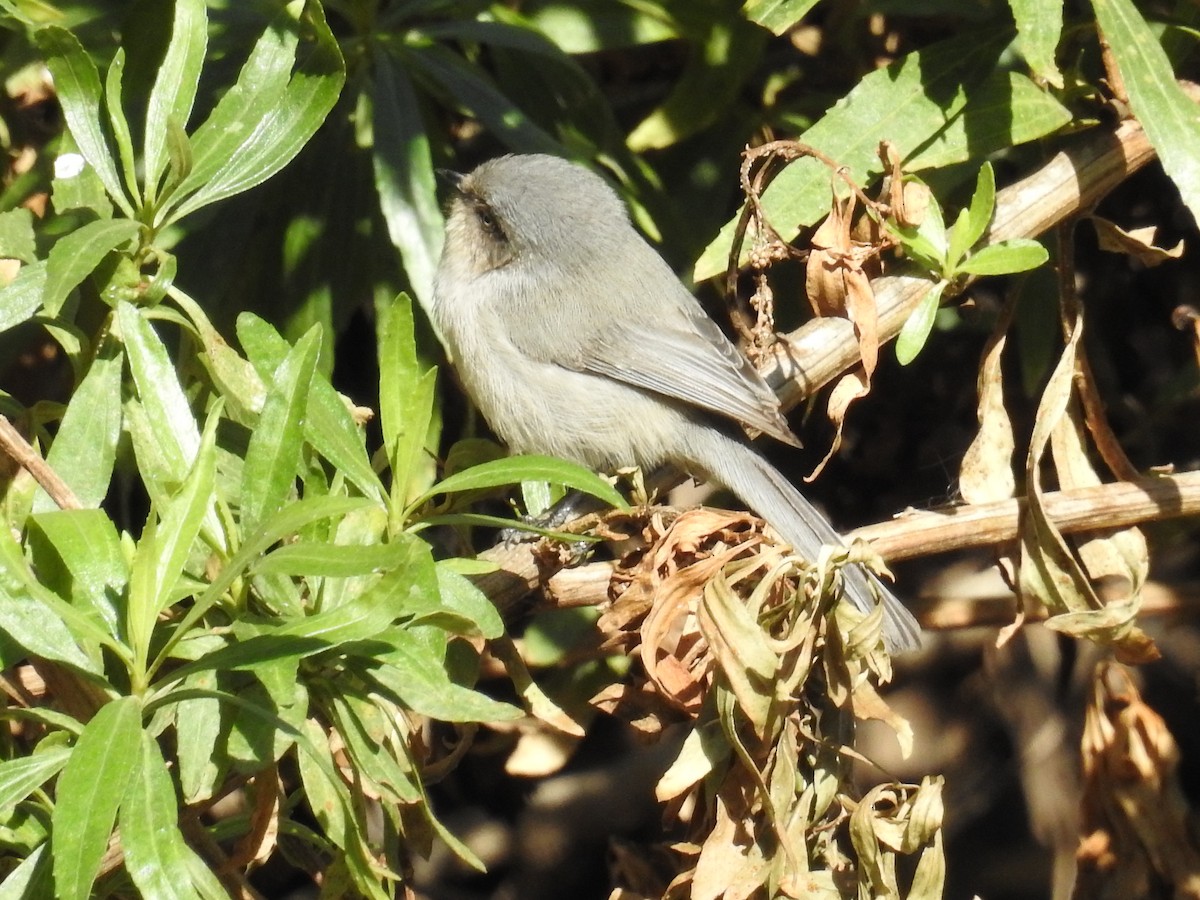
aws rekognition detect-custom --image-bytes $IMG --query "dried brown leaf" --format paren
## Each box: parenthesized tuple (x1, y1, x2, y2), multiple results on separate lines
(806, 368, 870, 482)
(1077, 663, 1200, 898)
(1092, 216, 1185, 266)
(960, 302, 1016, 504)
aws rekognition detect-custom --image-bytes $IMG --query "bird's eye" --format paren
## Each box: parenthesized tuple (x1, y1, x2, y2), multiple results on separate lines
(474, 204, 505, 240)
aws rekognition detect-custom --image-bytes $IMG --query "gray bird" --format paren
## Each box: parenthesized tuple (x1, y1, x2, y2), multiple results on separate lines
(432, 153, 921, 653)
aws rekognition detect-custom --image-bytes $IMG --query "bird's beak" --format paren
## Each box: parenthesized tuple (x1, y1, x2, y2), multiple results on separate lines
(436, 168, 466, 195)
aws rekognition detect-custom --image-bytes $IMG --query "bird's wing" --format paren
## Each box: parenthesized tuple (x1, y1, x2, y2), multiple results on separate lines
(567, 305, 801, 447)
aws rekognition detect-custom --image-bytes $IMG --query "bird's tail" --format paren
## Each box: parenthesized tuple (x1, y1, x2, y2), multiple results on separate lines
(680, 426, 922, 653)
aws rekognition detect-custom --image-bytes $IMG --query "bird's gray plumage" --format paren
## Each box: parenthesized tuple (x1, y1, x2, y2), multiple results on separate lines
(432, 153, 921, 652)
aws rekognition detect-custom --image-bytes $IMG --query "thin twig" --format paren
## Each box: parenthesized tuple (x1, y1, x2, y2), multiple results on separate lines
(0, 415, 81, 510)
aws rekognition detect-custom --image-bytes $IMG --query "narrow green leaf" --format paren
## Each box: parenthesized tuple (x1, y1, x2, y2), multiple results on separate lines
(163, 0, 345, 224)
(1010, 0, 1064, 87)
(28, 510, 127, 634)
(326, 693, 421, 805)
(236, 313, 382, 502)
(743, 0, 819, 35)
(945, 207, 974, 274)
(297, 718, 349, 846)
(0, 260, 46, 335)
(103, 48, 139, 206)
(0, 527, 116, 668)
(118, 301, 200, 480)
(43, 219, 141, 316)
(240, 326, 320, 532)
(33, 350, 123, 513)
(0, 843, 50, 899)
(949, 162, 996, 264)
(50, 696, 141, 900)
(956, 238, 1048, 275)
(435, 563, 503, 639)
(153, 496, 373, 673)
(128, 408, 219, 675)
(1092, 0, 1200, 229)
(0, 583, 101, 675)
(379, 295, 437, 520)
(370, 628, 522, 723)
(171, 680, 224, 803)
(405, 43, 561, 154)
(142, 0, 207, 207)
(371, 47, 443, 304)
(0, 747, 71, 810)
(121, 729, 226, 900)
(34, 26, 133, 217)
(254, 541, 414, 578)
(896, 280, 947, 366)
(413, 454, 627, 511)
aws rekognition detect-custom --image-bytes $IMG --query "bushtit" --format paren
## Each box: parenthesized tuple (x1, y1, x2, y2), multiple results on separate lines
(432, 154, 920, 653)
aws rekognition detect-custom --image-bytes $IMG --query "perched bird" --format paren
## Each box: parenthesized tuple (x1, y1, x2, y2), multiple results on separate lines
(431, 153, 920, 652)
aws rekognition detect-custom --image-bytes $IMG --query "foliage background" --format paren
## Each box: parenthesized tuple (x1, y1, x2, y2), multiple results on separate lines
(0, 0, 1196, 898)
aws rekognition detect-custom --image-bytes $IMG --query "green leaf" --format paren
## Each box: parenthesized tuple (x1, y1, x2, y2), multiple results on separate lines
(956, 238, 1048, 275)
(163, 0, 345, 225)
(48, 211, 142, 317)
(0, 579, 101, 675)
(412, 454, 628, 511)
(694, 37, 1072, 279)
(1010, 0, 1064, 87)
(297, 718, 349, 845)
(171, 678, 224, 803)
(368, 628, 522, 723)
(27, 510, 126, 634)
(325, 692, 421, 806)
(404, 42, 562, 154)
(236, 313, 382, 502)
(254, 541, 415, 578)
(118, 301, 200, 482)
(0, 843, 50, 897)
(947, 162, 996, 267)
(435, 563, 504, 639)
(240, 326, 320, 532)
(121, 729, 225, 900)
(0, 746, 71, 811)
(896, 280, 947, 366)
(371, 47, 443, 304)
(128, 408, 218, 676)
(33, 350, 123, 513)
(170, 287, 266, 422)
(153, 496, 374, 673)
(0, 208, 35, 263)
(103, 48, 139, 206)
(742, 0, 819, 35)
(1091, 0, 1200, 229)
(51, 155, 114, 219)
(0, 527, 115, 670)
(379, 294, 438, 521)
(50, 696, 141, 900)
(34, 26, 133, 217)
(0, 260, 46, 335)
(142, 0, 207, 207)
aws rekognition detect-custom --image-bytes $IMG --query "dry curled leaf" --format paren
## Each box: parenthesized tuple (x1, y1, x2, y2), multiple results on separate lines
(1091, 216, 1185, 266)
(1076, 662, 1200, 898)
(959, 299, 1016, 505)
(805, 189, 881, 380)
